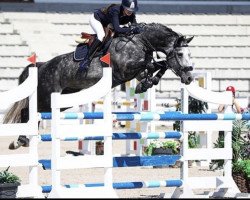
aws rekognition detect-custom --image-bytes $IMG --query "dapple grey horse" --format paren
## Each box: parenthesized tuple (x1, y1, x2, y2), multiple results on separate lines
(4, 22, 194, 149)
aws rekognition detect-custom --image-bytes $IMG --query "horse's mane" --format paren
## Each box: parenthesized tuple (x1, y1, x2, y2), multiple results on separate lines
(138, 22, 181, 38)
(132, 22, 181, 49)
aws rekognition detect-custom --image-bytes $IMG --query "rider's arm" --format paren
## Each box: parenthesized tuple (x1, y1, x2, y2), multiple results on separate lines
(131, 14, 137, 24)
(111, 11, 131, 33)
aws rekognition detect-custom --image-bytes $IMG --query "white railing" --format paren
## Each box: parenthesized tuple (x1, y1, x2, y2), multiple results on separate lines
(0, 67, 43, 198)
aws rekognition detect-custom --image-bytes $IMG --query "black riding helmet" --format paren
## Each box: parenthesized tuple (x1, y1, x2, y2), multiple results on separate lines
(122, 0, 139, 12)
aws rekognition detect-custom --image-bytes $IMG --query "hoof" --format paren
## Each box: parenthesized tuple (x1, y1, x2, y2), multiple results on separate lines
(66, 151, 84, 156)
(17, 136, 30, 147)
(135, 83, 147, 94)
(152, 77, 160, 85)
(135, 87, 147, 94)
(8, 141, 21, 150)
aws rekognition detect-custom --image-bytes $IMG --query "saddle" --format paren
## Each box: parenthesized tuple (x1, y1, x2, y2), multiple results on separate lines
(74, 25, 114, 71)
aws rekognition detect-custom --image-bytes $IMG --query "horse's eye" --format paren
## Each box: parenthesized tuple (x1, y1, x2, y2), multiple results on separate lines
(177, 53, 183, 57)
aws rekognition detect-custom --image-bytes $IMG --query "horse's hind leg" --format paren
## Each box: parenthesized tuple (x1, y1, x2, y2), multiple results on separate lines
(9, 108, 30, 149)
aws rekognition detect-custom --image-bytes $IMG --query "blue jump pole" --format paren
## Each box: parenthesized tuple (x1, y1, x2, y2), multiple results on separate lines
(40, 131, 182, 141)
(39, 111, 250, 121)
(41, 179, 183, 193)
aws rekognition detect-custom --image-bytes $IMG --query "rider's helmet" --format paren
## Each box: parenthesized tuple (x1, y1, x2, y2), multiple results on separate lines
(122, 0, 139, 12)
(226, 86, 236, 94)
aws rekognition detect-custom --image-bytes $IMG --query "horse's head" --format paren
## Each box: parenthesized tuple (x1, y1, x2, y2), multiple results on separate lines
(141, 23, 194, 85)
(166, 35, 194, 85)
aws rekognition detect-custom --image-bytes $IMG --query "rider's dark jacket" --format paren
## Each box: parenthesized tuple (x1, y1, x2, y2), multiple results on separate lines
(94, 4, 137, 34)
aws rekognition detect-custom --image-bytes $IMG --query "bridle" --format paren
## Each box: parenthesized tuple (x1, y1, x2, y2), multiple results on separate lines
(165, 46, 193, 76)
(120, 24, 193, 75)
(140, 35, 192, 76)
(114, 27, 193, 92)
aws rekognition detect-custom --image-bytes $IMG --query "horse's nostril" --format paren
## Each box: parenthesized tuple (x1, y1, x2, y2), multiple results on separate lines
(183, 66, 193, 73)
(187, 76, 193, 83)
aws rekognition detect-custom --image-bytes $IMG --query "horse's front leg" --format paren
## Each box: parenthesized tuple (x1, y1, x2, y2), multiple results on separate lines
(151, 67, 167, 86)
(135, 62, 158, 81)
(135, 63, 154, 93)
(135, 76, 152, 93)
(135, 62, 166, 94)
(145, 60, 168, 86)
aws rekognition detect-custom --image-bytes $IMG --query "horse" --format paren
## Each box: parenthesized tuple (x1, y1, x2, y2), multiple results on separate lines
(3, 22, 194, 149)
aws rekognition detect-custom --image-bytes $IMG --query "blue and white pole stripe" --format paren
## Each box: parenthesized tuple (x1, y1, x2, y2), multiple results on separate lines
(39, 111, 250, 121)
(40, 131, 182, 141)
(41, 179, 183, 193)
(39, 111, 142, 120)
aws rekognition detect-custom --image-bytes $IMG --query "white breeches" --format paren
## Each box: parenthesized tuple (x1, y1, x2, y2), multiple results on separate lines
(89, 14, 105, 42)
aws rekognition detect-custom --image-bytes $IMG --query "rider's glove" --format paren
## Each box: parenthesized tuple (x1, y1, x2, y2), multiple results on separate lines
(130, 27, 141, 34)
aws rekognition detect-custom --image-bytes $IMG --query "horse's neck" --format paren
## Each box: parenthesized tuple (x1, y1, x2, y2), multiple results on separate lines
(142, 32, 176, 52)
(142, 26, 178, 50)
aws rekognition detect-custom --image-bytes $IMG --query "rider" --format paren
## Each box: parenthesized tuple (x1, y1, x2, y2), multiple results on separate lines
(88, 0, 140, 59)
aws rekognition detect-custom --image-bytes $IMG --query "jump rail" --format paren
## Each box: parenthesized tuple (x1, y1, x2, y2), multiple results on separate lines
(48, 67, 118, 198)
(0, 67, 43, 198)
(39, 111, 250, 120)
(185, 81, 232, 105)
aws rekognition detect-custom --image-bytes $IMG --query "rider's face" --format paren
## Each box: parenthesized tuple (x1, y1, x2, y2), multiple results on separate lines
(124, 8, 133, 16)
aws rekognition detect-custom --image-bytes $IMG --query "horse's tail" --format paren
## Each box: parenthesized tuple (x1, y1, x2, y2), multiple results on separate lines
(3, 99, 28, 123)
(3, 63, 42, 124)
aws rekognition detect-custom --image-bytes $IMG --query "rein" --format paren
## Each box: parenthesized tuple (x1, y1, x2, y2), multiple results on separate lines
(141, 35, 191, 83)
(139, 35, 169, 69)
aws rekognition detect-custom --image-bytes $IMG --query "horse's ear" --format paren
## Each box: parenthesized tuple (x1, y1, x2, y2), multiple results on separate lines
(175, 36, 184, 47)
(186, 36, 194, 44)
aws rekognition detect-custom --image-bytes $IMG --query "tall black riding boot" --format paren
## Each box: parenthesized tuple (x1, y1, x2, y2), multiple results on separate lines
(88, 38, 102, 60)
